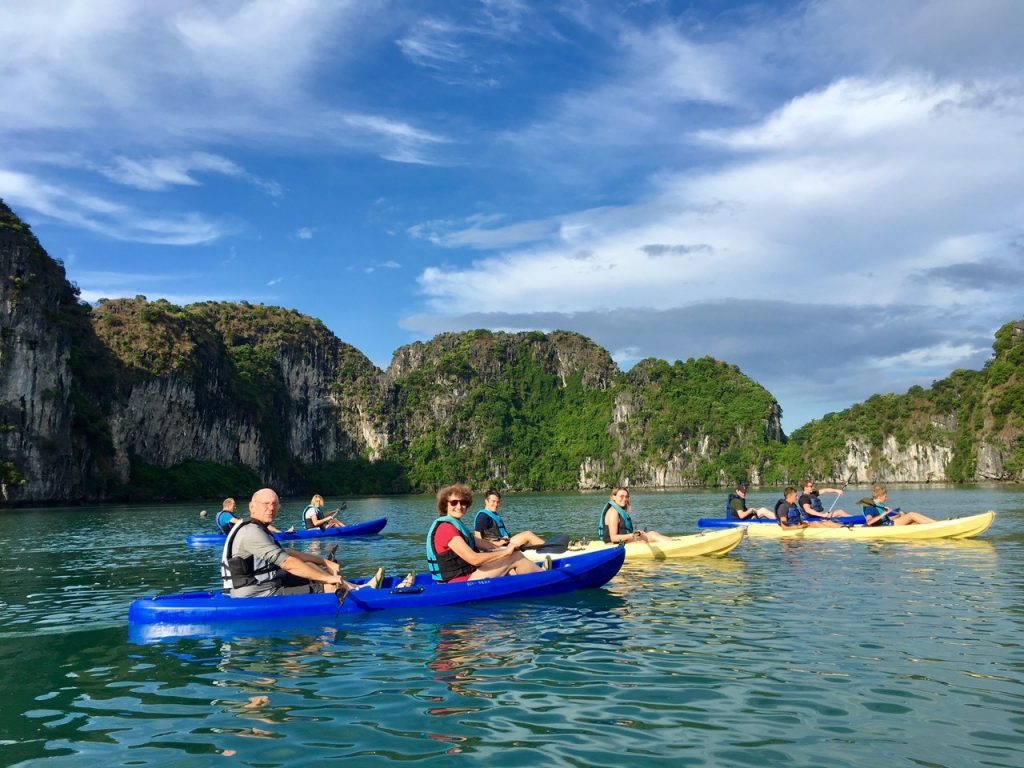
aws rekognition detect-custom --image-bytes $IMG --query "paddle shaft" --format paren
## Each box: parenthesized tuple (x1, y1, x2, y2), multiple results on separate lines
(827, 473, 855, 514)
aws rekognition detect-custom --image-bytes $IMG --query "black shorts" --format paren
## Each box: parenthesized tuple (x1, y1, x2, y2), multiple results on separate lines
(275, 572, 325, 595)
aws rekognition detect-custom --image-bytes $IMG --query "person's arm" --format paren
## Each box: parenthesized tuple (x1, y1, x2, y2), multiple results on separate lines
(446, 534, 514, 565)
(281, 548, 342, 582)
(776, 503, 802, 529)
(731, 498, 751, 520)
(279, 554, 342, 585)
(307, 510, 333, 526)
(801, 498, 827, 519)
(819, 488, 842, 496)
(242, 531, 336, 584)
(863, 503, 890, 526)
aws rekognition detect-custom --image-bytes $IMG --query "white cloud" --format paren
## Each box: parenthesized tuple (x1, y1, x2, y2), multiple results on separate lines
(0, 168, 226, 245)
(408, 66, 1024, 428)
(266, 277, 284, 286)
(0, 1, 447, 174)
(98, 152, 282, 195)
(296, 227, 316, 240)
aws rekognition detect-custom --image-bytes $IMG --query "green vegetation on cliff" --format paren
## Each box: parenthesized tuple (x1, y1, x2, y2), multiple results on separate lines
(378, 332, 786, 491)
(783, 319, 1024, 481)
(385, 330, 619, 490)
(617, 357, 784, 485)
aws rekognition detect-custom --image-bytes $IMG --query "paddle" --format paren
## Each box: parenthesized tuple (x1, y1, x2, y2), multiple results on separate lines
(856, 498, 901, 525)
(326, 500, 348, 520)
(826, 473, 855, 516)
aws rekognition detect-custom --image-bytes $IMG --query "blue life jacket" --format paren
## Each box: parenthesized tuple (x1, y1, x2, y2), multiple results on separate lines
(809, 491, 824, 513)
(474, 509, 510, 540)
(599, 501, 634, 543)
(303, 504, 322, 530)
(775, 499, 803, 526)
(863, 502, 895, 526)
(216, 510, 236, 535)
(426, 516, 478, 582)
(725, 493, 747, 519)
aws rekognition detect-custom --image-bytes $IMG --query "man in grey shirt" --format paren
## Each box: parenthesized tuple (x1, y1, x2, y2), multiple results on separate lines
(222, 487, 351, 597)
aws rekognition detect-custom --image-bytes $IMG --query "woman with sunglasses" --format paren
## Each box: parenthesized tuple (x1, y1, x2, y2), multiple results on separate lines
(600, 487, 672, 544)
(426, 484, 544, 583)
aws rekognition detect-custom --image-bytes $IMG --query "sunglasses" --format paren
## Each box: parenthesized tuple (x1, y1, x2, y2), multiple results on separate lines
(447, 499, 470, 507)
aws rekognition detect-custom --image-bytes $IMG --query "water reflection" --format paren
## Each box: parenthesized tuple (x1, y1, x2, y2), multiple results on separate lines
(4, 491, 1024, 767)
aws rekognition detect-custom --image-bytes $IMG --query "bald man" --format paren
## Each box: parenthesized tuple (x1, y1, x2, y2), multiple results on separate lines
(220, 488, 348, 597)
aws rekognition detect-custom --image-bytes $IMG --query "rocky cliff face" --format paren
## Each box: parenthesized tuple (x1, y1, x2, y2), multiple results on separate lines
(3, 197, 1021, 502)
(831, 437, 954, 484)
(89, 298, 385, 492)
(0, 206, 94, 501)
(787, 319, 1024, 485)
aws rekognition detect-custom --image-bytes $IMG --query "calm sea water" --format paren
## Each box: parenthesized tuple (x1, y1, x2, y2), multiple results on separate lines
(2, 487, 1023, 767)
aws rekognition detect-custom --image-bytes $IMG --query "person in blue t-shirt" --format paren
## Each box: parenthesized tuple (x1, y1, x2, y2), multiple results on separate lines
(862, 486, 935, 526)
(215, 497, 242, 534)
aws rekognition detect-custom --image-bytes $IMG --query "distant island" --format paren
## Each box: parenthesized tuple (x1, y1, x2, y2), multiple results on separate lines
(2, 199, 1022, 503)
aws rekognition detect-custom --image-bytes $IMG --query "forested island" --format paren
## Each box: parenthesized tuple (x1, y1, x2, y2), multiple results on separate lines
(2, 199, 1022, 503)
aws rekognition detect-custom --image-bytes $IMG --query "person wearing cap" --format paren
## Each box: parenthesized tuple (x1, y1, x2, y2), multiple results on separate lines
(725, 483, 775, 520)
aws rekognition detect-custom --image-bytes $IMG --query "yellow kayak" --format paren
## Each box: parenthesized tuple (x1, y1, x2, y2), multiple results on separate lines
(800, 510, 995, 540)
(525, 527, 745, 561)
(721, 511, 995, 541)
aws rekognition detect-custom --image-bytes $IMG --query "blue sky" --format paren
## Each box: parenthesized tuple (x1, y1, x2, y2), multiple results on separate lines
(2, 0, 1023, 431)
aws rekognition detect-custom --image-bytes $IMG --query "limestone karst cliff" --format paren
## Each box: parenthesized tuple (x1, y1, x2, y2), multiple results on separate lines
(2, 197, 1022, 503)
(782, 319, 1024, 484)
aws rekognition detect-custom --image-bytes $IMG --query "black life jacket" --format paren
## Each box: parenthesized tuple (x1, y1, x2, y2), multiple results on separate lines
(599, 501, 634, 543)
(726, 493, 748, 519)
(426, 516, 477, 582)
(220, 519, 282, 589)
(474, 509, 510, 540)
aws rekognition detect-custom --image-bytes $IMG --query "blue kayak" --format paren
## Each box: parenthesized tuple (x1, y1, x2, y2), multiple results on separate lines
(128, 547, 625, 639)
(697, 515, 867, 529)
(186, 517, 387, 547)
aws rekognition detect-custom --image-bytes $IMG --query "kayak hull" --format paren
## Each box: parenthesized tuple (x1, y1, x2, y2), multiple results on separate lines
(800, 510, 995, 540)
(697, 511, 995, 540)
(186, 517, 387, 547)
(698, 515, 866, 530)
(128, 546, 625, 634)
(524, 527, 745, 561)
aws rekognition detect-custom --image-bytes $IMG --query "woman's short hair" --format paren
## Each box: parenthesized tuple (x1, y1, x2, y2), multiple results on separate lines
(311, 494, 325, 507)
(436, 484, 473, 516)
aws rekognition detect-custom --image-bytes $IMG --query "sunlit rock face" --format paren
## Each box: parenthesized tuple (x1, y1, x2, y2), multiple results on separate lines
(0, 225, 77, 500)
